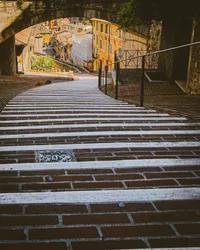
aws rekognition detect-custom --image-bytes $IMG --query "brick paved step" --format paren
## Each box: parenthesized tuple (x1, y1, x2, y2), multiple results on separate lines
(2, 109, 155, 114)
(0, 199, 200, 249)
(5, 105, 137, 109)
(9, 101, 124, 105)
(9, 101, 125, 104)
(1, 159, 200, 171)
(1, 129, 200, 139)
(0, 113, 170, 119)
(1, 141, 199, 152)
(1, 143, 199, 163)
(1, 123, 200, 135)
(0, 166, 200, 192)
(0, 148, 199, 163)
(0, 117, 188, 126)
(1, 134, 200, 147)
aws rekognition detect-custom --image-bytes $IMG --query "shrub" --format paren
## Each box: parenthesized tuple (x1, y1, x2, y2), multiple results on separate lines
(31, 56, 55, 71)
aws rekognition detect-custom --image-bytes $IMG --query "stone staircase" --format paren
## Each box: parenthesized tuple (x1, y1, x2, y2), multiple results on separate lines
(0, 74, 200, 249)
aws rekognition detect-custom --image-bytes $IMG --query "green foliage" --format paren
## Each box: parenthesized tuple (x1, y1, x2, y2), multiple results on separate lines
(16, 0, 24, 9)
(117, 0, 200, 30)
(84, 19, 92, 26)
(31, 56, 55, 71)
(117, 0, 140, 31)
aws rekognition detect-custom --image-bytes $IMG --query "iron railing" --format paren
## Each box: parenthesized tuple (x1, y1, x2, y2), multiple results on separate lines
(116, 50, 147, 68)
(98, 41, 200, 107)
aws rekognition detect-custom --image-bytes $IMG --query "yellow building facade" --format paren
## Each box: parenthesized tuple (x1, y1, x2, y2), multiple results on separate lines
(91, 18, 148, 72)
(91, 18, 123, 72)
(40, 30, 52, 46)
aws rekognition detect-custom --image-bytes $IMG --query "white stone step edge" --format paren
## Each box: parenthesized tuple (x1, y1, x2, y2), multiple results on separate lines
(0, 158, 199, 171)
(0, 122, 199, 131)
(1, 109, 156, 113)
(4, 105, 138, 109)
(0, 141, 199, 152)
(0, 113, 169, 118)
(0, 117, 187, 124)
(0, 188, 199, 204)
(1, 130, 200, 140)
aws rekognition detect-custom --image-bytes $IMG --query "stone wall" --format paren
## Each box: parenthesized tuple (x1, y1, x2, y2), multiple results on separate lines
(187, 19, 200, 95)
(147, 20, 162, 69)
(0, 35, 16, 75)
(0, 1, 31, 44)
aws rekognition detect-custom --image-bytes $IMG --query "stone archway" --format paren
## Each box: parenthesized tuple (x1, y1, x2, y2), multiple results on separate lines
(0, 0, 126, 75)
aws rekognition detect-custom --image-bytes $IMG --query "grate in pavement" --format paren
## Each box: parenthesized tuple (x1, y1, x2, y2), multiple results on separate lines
(36, 150, 76, 163)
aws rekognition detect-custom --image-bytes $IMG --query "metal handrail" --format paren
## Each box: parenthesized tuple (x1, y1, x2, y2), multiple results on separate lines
(99, 40, 200, 106)
(106, 41, 200, 67)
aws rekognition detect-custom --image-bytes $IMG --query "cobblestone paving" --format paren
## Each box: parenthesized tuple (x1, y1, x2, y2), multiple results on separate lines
(0, 75, 200, 250)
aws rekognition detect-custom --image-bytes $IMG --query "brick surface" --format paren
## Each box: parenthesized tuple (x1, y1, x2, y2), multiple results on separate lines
(90, 202, 155, 212)
(71, 239, 147, 250)
(29, 227, 99, 240)
(174, 223, 200, 235)
(154, 200, 200, 210)
(72, 181, 124, 189)
(1, 75, 200, 248)
(149, 237, 200, 247)
(0, 205, 22, 214)
(0, 215, 59, 226)
(0, 242, 67, 250)
(25, 204, 88, 214)
(0, 229, 26, 240)
(101, 224, 175, 237)
(125, 179, 178, 188)
(63, 213, 130, 225)
(132, 211, 200, 223)
(22, 182, 71, 191)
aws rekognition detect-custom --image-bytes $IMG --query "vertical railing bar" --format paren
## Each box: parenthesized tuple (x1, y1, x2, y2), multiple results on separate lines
(140, 56, 145, 107)
(98, 60, 102, 90)
(116, 61, 119, 99)
(105, 65, 108, 95)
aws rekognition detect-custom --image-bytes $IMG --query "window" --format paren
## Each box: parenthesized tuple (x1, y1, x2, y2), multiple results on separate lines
(96, 22, 98, 31)
(100, 39, 103, 49)
(105, 24, 108, 34)
(105, 41, 108, 51)
(110, 26, 113, 35)
(100, 23, 103, 32)
(96, 35, 98, 45)
(118, 29, 123, 38)
(109, 43, 112, 54)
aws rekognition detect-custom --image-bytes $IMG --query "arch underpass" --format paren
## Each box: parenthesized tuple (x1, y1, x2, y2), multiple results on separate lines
(0, 0, 125, 75)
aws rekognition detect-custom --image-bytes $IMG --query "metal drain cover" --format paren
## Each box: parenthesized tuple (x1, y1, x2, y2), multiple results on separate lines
(36, 150, 76, 163)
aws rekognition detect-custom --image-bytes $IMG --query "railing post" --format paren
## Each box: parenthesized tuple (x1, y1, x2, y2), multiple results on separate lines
(98, 60, 102, 89)
(114, 51, 117, 70)
(116, 61, 120, 99)
(105, 65, 108, 95)
(140, 56, 145, 107)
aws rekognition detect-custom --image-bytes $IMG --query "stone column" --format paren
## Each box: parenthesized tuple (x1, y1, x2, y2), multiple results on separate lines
(0, 35, 16, 76)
